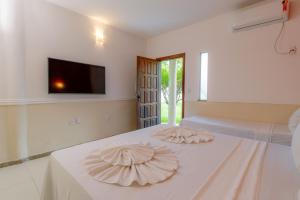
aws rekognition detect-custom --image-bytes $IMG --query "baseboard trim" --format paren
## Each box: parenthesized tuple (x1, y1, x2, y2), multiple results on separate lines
(0, 152, 51, 169)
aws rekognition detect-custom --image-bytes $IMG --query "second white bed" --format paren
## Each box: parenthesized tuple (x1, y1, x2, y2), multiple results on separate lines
(181, 116, 292, 146)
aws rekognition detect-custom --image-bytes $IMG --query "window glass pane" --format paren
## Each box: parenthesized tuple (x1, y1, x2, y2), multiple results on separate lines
(200, 53, 208, 101)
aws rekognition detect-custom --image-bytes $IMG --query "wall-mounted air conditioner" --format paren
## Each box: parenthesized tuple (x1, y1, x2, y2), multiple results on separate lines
(232, 0, 290, 32)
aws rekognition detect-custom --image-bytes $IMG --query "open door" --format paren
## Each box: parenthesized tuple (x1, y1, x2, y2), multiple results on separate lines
(137, 56, 161, 129)
(157, 53, 185, 125)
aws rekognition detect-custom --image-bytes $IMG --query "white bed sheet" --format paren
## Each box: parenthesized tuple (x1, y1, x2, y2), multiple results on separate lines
(41, 125, 300, 200)
(180, 116, 292, 146)
(260, 143, 300, 200)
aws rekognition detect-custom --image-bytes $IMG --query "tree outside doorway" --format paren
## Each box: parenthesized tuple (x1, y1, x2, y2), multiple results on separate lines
(161, 58, 183, 124)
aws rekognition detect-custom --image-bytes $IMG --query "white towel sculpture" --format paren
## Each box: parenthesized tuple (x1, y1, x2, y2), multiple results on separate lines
(84, 144, 178, 186)
(154, 127, 214, 144)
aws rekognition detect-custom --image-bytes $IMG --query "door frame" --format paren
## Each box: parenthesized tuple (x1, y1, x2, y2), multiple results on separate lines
(156, 53, 186, 119)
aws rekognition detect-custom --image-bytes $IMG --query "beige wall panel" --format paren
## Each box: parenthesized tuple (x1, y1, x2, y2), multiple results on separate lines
(5, 105, 28, 161)
(0, 107, 8, 162)
(0, 100, 137, 164)
(185, 101, 300, 124)
(26, 100, 137, 156)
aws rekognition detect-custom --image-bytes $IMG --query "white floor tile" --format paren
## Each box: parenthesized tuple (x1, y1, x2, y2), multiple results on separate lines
(0, 180, 39, 200)
(0, 163, 32, 190)
(24, 157, 49, 194)
(0, 157, 49, 199)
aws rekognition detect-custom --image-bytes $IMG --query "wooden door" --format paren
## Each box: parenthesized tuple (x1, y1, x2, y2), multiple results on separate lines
(137, 56, 161, 129)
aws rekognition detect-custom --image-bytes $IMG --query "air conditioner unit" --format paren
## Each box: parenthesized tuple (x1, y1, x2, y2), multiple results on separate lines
(232, 0, 290, 32)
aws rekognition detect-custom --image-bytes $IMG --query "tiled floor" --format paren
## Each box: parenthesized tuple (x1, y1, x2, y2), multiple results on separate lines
(0, 157, 49, 200)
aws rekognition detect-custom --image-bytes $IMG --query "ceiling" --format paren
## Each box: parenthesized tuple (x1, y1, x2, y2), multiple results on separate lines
(47, 0, 263, 38)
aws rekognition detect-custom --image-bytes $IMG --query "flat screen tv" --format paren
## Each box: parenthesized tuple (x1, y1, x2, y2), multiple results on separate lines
(48, 58, 105, 94)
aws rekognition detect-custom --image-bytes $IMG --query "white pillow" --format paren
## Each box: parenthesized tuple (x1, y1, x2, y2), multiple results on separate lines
(289, 108, 300, 133)
(292, 124, 300, 171)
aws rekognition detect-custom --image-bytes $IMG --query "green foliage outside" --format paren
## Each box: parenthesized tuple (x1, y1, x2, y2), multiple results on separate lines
(161, 59, 183, 104)
(161, 58, 183, 124)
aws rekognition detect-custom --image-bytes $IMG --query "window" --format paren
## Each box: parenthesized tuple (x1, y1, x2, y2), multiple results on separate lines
(200, 53, 208, 101)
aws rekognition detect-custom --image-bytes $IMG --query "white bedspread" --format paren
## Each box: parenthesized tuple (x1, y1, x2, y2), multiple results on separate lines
(41, 125, 300, 200)
(181, 116, 292, 146)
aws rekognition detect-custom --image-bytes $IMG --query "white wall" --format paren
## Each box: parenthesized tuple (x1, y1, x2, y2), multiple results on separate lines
(0, 0, 146, 103)
(0, 0, 26, 101)
(0, 0, 146, 164)
(147, 0, 300, 105)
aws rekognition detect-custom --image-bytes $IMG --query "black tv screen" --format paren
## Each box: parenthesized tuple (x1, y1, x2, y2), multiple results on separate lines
(48, 58, 105, 94)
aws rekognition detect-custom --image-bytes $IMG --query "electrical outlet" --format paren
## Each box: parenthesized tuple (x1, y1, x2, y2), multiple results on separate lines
(68, 117, 81, 125)
(74, 117, 81, 124)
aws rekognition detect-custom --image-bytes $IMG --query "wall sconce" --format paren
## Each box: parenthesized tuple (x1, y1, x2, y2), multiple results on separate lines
(95, 28, 104, 46)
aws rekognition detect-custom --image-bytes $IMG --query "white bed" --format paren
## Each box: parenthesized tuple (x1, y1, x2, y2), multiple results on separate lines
(181, 116, 292, 146)
(41, 125, 300, 200)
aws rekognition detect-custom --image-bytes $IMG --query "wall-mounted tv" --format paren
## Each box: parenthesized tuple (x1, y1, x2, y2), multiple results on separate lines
(48, 58, 106, 94)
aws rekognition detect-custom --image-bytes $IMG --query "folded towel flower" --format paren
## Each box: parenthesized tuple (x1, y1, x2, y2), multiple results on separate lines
(84, 144, 178, 186)
(154, 127, 214, 144)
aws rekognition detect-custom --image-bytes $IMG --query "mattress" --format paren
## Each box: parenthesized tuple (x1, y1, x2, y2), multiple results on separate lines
(41, 125, 300, 200)
(180, 116, 292, 146)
